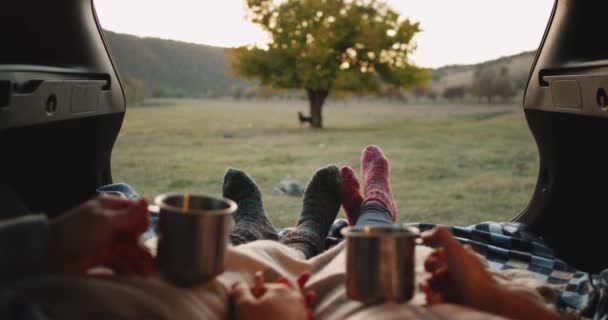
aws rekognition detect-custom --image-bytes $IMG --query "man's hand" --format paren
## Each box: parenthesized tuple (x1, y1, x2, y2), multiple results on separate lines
(421, 226, 565, 320)
(232, 272, 315, 320)
(49, 195, 153, 275)
(420, 226, 496, 307)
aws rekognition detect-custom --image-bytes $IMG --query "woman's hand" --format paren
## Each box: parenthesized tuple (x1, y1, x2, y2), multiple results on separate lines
(421, 226, 565, 320)
(420, 226, 496, 307)
(49, 195, 153, 275)
(231, 272, 316, 320)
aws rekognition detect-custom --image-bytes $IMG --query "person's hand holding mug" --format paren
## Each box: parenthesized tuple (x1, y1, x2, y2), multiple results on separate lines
(420, 226, 496, 306)
(49, 195, 154, 275)
(421, 226, 565, 320)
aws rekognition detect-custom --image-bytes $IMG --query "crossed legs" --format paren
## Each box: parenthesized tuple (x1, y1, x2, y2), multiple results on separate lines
(223, 145, 398, 258)
(223, 166, 342, 259)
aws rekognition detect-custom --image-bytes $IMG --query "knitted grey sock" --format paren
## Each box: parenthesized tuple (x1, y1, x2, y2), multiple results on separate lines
(223, 168, 278, 245)
(280, 165, 342, 258)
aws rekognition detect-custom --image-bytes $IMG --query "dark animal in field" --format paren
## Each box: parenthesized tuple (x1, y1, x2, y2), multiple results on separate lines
(298, 111, 312, 127)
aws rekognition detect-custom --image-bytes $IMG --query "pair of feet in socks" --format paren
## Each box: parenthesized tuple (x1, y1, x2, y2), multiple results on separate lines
(222, 145, 398, 259)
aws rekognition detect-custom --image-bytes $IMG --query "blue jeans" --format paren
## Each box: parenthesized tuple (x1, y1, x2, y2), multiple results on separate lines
(354, 200, 393, 227)
(96, 183, 158, 240)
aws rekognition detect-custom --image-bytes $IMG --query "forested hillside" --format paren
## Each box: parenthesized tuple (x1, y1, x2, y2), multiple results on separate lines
(104, 31, 249, 99)
(429, 51, 536, 103)
(104, 29, 536, 103)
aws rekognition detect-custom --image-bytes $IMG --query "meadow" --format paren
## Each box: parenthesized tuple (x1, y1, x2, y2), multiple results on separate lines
(111, 99, 539, 228)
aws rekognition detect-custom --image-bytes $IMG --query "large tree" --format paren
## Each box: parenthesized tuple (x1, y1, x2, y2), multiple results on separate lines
(228, 0, 429, 128)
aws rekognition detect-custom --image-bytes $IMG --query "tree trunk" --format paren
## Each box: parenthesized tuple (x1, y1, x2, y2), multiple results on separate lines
(306, 88, 329, 129)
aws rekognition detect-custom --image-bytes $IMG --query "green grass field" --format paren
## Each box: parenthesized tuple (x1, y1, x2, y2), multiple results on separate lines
(111, 99, 539, 228)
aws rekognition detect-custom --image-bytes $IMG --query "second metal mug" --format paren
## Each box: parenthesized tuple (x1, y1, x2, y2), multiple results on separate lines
(342, 225, 418, 304)
(154, 193, 236, 287)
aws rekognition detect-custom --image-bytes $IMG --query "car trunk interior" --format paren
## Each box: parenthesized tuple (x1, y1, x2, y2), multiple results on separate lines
(517, 0, 608, 273)
(1, 0, 608, 273)
(0, 0, 126, 218)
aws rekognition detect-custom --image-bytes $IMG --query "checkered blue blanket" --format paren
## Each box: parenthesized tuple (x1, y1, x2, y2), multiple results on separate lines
(99, 184, 607, 319)
(408, 222, 606, 319)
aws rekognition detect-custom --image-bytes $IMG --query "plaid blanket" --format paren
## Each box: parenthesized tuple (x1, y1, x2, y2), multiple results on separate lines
(98, 183, 607, 319)
(408, 222, 604, 319)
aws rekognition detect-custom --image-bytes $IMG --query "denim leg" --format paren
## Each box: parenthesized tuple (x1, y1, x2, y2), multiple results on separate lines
(355, 200, 393, 227)
(96, 183, 158, 240)
(96, 183, 139, 199)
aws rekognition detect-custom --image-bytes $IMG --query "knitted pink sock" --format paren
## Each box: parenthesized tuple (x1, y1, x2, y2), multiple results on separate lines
(361, 145, 397, 221)
(340, 166, 363, 226)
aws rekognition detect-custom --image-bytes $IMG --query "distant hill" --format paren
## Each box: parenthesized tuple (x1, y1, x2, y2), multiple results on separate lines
(104, 31, 249, 97)
(103, 30, 536, 101)
(431, 51, 536, 94)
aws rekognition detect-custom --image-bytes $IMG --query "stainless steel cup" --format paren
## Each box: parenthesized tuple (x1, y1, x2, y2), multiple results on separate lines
(342, 225, 418, 304)
(154, 193, 236, 287)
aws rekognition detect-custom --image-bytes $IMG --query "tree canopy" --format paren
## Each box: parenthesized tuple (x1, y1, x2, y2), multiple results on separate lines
(228, 0, 429, 128)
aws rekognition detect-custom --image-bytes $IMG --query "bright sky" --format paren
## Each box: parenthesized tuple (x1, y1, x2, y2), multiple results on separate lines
(94, 0, 554, 68)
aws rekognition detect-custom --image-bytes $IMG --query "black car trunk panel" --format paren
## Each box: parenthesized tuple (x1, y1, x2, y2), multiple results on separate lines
(0, 0, 125, 217)
(0, 114, 123, 218)
(518, 0, 608, 272)
(518, 110, 608, 273)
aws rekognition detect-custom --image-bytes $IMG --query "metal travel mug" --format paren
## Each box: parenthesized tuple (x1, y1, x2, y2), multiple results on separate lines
(154, 193, 236, 287)
(343, 225, 418, 304)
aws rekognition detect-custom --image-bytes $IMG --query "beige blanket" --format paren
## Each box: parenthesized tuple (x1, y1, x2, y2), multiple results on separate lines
(6, 239, 558, 319)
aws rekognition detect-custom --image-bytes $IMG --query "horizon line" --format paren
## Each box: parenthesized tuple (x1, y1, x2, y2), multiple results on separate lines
(103, 28, 538, 70)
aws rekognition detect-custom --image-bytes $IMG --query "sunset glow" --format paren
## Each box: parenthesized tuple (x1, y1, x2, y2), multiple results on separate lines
(94, 0, 553, 68)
